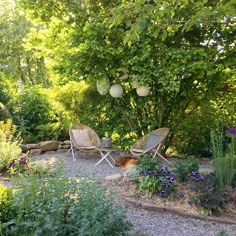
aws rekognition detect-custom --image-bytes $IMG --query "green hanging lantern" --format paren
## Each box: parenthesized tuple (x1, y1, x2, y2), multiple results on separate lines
(96, 75, 110, 95)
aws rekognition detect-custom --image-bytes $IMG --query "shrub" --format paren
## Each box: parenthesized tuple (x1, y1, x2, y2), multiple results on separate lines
(0, 120, 22, 171)
(136, 153, 161, 174)
(3, 174, 131, 236)
(0, 184, 15, 223)
(12, 86, 53, 143)
(173, 157, 199, 182)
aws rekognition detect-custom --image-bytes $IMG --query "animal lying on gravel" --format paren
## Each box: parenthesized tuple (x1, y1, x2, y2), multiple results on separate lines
(115, 157, 139, 170)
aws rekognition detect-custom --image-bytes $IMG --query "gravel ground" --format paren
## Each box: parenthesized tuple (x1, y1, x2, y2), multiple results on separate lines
(2, 151, 236, 236)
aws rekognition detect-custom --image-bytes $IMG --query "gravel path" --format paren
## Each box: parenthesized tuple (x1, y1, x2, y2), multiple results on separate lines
(2, 151, 236, 236)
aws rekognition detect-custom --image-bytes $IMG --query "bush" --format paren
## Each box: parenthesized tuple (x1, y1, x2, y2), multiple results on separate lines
(136, 153, 161, 174)
(173, 157, 199, 182)
(0, 120, 22, 171)
(12, 86, 53, 143)
(0, 184, 14, 223)
(3, 174, 131, 236)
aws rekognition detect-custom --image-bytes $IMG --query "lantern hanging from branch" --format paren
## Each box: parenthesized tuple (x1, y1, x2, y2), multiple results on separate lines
(136, 85, 150, 96)
(109, 84, 123, 98)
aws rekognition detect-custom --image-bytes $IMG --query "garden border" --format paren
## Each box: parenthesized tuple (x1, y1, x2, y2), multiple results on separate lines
(120, 195, 236, 225)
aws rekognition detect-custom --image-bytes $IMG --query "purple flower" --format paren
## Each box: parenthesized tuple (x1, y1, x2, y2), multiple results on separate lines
(228, 128, 236, 136)
(196, 176, 205, 182)
(191, 171, 199, 176)
(167, 176, 175, 182)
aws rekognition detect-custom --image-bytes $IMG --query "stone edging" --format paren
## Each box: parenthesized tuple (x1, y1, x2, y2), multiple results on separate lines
(120, 195, 236, 225)
(21, 140, 71, 155)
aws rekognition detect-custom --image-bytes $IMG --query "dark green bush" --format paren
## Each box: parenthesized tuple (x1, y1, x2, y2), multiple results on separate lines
(173, 157, 199, 182)
(3, 174, 131, 236)
(12, 86, 53, 143)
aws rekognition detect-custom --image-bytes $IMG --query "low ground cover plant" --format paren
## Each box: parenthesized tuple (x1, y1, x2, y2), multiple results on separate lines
(1, 172, 131, 236)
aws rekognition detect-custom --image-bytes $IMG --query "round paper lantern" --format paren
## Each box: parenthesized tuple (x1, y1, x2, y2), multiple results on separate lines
(109, 84, 123, 98)
(136, 86, 150, 96)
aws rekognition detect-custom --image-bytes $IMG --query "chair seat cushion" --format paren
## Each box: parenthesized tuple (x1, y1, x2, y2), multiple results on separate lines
(71, 129, 92, 147)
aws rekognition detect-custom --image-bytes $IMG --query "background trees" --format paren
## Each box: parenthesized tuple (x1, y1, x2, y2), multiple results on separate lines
(0, 0, 235, 155)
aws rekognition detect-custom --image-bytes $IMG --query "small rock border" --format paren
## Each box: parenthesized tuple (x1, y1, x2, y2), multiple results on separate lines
(21, 140, 71, 155)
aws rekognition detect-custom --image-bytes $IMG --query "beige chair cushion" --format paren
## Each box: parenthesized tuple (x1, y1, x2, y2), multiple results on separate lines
(71, 129, 92, 147)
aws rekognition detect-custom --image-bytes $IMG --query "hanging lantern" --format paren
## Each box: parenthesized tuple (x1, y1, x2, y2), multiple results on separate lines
(136, 86, 150, 96)
(109, 84, 123, 98)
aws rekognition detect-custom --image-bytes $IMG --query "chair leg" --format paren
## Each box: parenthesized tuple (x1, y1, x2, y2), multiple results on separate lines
(153, 145, 172, 165)
(66, 146, 72, 155)
(71, 146, 75, 161)
(66, 140, 76, 161)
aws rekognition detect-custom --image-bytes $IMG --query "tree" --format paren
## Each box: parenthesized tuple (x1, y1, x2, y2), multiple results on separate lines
(17, 0, 236, 151)
(0, 0, 49, 86)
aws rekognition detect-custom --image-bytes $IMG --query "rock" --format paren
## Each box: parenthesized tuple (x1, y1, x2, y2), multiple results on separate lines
(61, 145, 71, 149)
(64, 140, 71, 145)
(21, 143, 40, 152)
(30, 149, 42, 155)
(39, 140, 59, 152)
(123, 166, 139, 177)
(105, 174, 122, 181)
(58, 144, 63, 149)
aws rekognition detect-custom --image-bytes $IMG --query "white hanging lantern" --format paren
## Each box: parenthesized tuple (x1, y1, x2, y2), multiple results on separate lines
(109, 84, 123, 98)
(136, 86, 150, 96)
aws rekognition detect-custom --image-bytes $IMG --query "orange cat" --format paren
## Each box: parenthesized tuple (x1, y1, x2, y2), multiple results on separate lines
(115, 157, 139, 170)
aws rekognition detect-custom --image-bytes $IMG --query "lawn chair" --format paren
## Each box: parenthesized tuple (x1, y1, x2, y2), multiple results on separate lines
(130, 127, 171, 165)
(68, 124, 101, 161)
